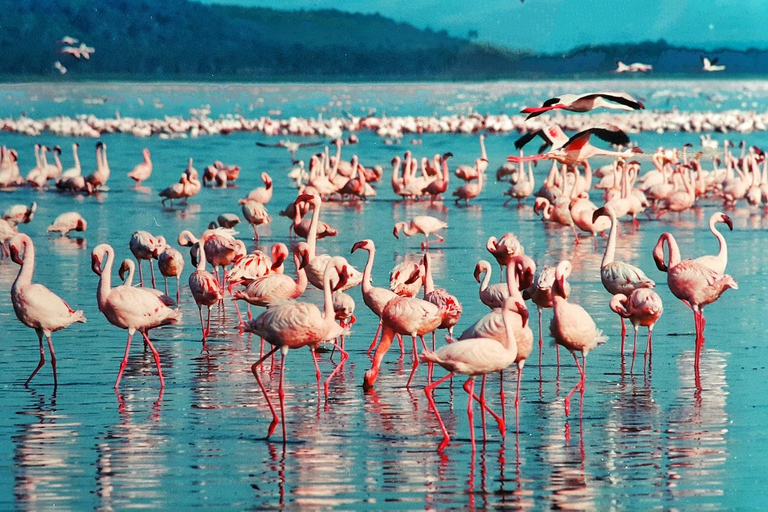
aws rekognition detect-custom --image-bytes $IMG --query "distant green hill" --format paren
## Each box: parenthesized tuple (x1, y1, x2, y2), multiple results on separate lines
(0, 0, 765, 80)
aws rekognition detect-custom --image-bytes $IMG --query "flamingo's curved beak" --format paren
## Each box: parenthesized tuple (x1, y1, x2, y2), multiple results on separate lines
(392, 226, 399, 239)
(91, 253, 102, 275)
(473, 264, 482, 283)
(723, 214, 734, 231)
(9, 245, 22, 266)
(592, 207, 607, 224)
(516, 300, 529, 327)
(404, 265, 422, 285)
(298, 250, 310, 270)
(118, 261, 129, 281)
(351, 240, 366, 253)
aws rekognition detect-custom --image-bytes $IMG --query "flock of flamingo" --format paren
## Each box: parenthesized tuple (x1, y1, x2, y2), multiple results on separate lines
(1, 91, 747, 451)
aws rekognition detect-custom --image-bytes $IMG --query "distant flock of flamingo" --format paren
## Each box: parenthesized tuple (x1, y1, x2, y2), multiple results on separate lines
(1, 91, 748, 451)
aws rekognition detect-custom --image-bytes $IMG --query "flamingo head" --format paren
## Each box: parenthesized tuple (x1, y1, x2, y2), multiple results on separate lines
(390, 156, 400, 166)
(351, 239, 371, 253)
(609, 293, 631, 318)
(631, 147, 644, 155)
(118, 260, 130, 282)
(473, 261, 488, 283)
(294, 193, 316, 206)
(717, 212, 733, 231)
(515, 255, 537, 291)
(262, 172, 272, 188)
(76, 218, 87, 231)
(190, 244, 200, 268)
(592, 206, 609, 224)
(333, 265, 351, 291)
(8, 237, 24, 266)
(553, 260, 572, 299)
(533, 197, 548, 216)
(652, 236, 669, 272)
(404, 264, 422, 285)
(392, 223, 403, 239)
(295, 243, 311, 269)
(515, 299, 529, 327)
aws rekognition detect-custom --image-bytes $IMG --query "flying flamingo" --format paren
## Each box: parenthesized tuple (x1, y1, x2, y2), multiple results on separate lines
(128, 149, 152, 186)
(91, 243, 180, 389)
(245, 257, 350, 442)
(513, 125, 570, 154)
(609, 289, 663, 373)
(189, 241, 223, 352)
(652, 232, 737, 376)
(393, 215, 448, 250)
(422, 297, 526, 451)
(129, 231, 164, 288)
(46, 212, 87, 236)
(521, 91, 644, 119)
(507, 125, 641, 166)
(9, 233, 86, 387)
(351, 239, 400, 355)
(550, 260, 607, 416)
(592, 206, 655, 352)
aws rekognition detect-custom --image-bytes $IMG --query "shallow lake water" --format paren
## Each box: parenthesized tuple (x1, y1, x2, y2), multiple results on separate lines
(1, 81, 768, 510)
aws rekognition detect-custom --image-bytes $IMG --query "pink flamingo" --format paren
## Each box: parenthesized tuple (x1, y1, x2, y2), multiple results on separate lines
(393, 215, 447, 250)
(233, 243, 310, 308)
(239, 199, 270, 240)
(189, 241, 223, 352)
(129, 231, 165, 288)
(245, 257, 350, 441)
(486, 233, 524, 280)
(421, 152, 452, 202)
(609, 289, 663, 372)
(521, 91, 644, 119)
(592, 206, 655, 352)
(159, 173, 190, 207)
(46, 212, 87, 236)
(292, 200, 337, 240)
(474, 260, 509, 309)
(422, 297, 526, 451)
(454, 134, 488, 181)
(694, 212, 732, 274)
(652, 232, 737, 375)
(91, 243, 180, 389)
(351, 239, 400, 355)
(9, 233, 86, 386)
(550, 260, 607, 416)
(523, 265, 570, 369)
(422, 252, 463, 342)
(246, 172, 273, 204)
(364, 265, 442, 390)
(453, 159, 486, 205)
(127, 149, 152, 186)
(154, 243, 185, 303)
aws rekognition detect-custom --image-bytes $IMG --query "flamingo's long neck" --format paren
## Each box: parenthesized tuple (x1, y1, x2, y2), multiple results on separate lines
(361, 246, 375, 295)
(293, 250, 308, 293)
(663, 233, 682, 268)
(196, 241, 208, 271)
(14, 237, 35, 289)
(402, 222, 419, 237)
(479, 264, 491, 294)
(710, 218, 728, 271)
(53, 149, 62, 171)
(499, 303, 520, 355)
(306, 199, 321, 259)
(73, 145, 81, 173)
(321, 259, 339, 320)
(424, 255, 434, 295)
(34, 145, 41, 168)
(441, 155, 450, 182)
(391, 159, 401, 187)
(602, 208, 618, 268)
(123, 260, 136, 286)
(527, 159, 534, 186)
(505, 260, 521, 299)
(479, 136, 487, 161)
(97, 247, 114, 310)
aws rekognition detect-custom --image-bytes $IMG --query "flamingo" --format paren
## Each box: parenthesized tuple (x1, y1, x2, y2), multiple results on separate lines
(245, 257, 350, 441)
(351, 239, 401, 355)
(188, 241, 223, 351)
(459, 256, 535, 412)
(513, 125, 570, 154)
(239, 199, 270, 240)
(46, 212, 87, 236)
(702, 57, 725, 72)
(454, 134, 488, 181)
(295, 193, 362, 291)
(652, 232, 737, 375)
(453, 159, 486, 205)
(422, 297, 526, 451)
(84, 141, 110, 189)
(393, 215, 448, 250)
(0, 219, 16, 258)
(9, 233, 86, 387)
(233, 242, 310, 308)
(422, 252, 463, 341)
(217, 213, 240, 229)
(592, 206, 655, 351)
(523, 265, 570, 368)
(521, 91, 644, 119)
(508, 125, 641, 166)
(154, 243, 184, 303)
(246, 172, 273, 204)
(91, 244, 180, 389)
(609, 289, 663, 373)
(128, 148, 152, 185)
(693, 212, 732, 274)
(58, 143, 81, 180)
(486, 233, 524, 280)
(129, 231, 164, 288)
(474, 260, 509, 309)
(3, 202, 37, 227)
(422, 152, 452, 202)
(292, 201, 337, 240)
(159, 173, 190, 207)
(389, 260, 424, 298)
(550, 260, 607, 416)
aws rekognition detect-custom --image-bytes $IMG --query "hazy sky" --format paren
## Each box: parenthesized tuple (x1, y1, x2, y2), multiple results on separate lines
(199, 0, 768, 52)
